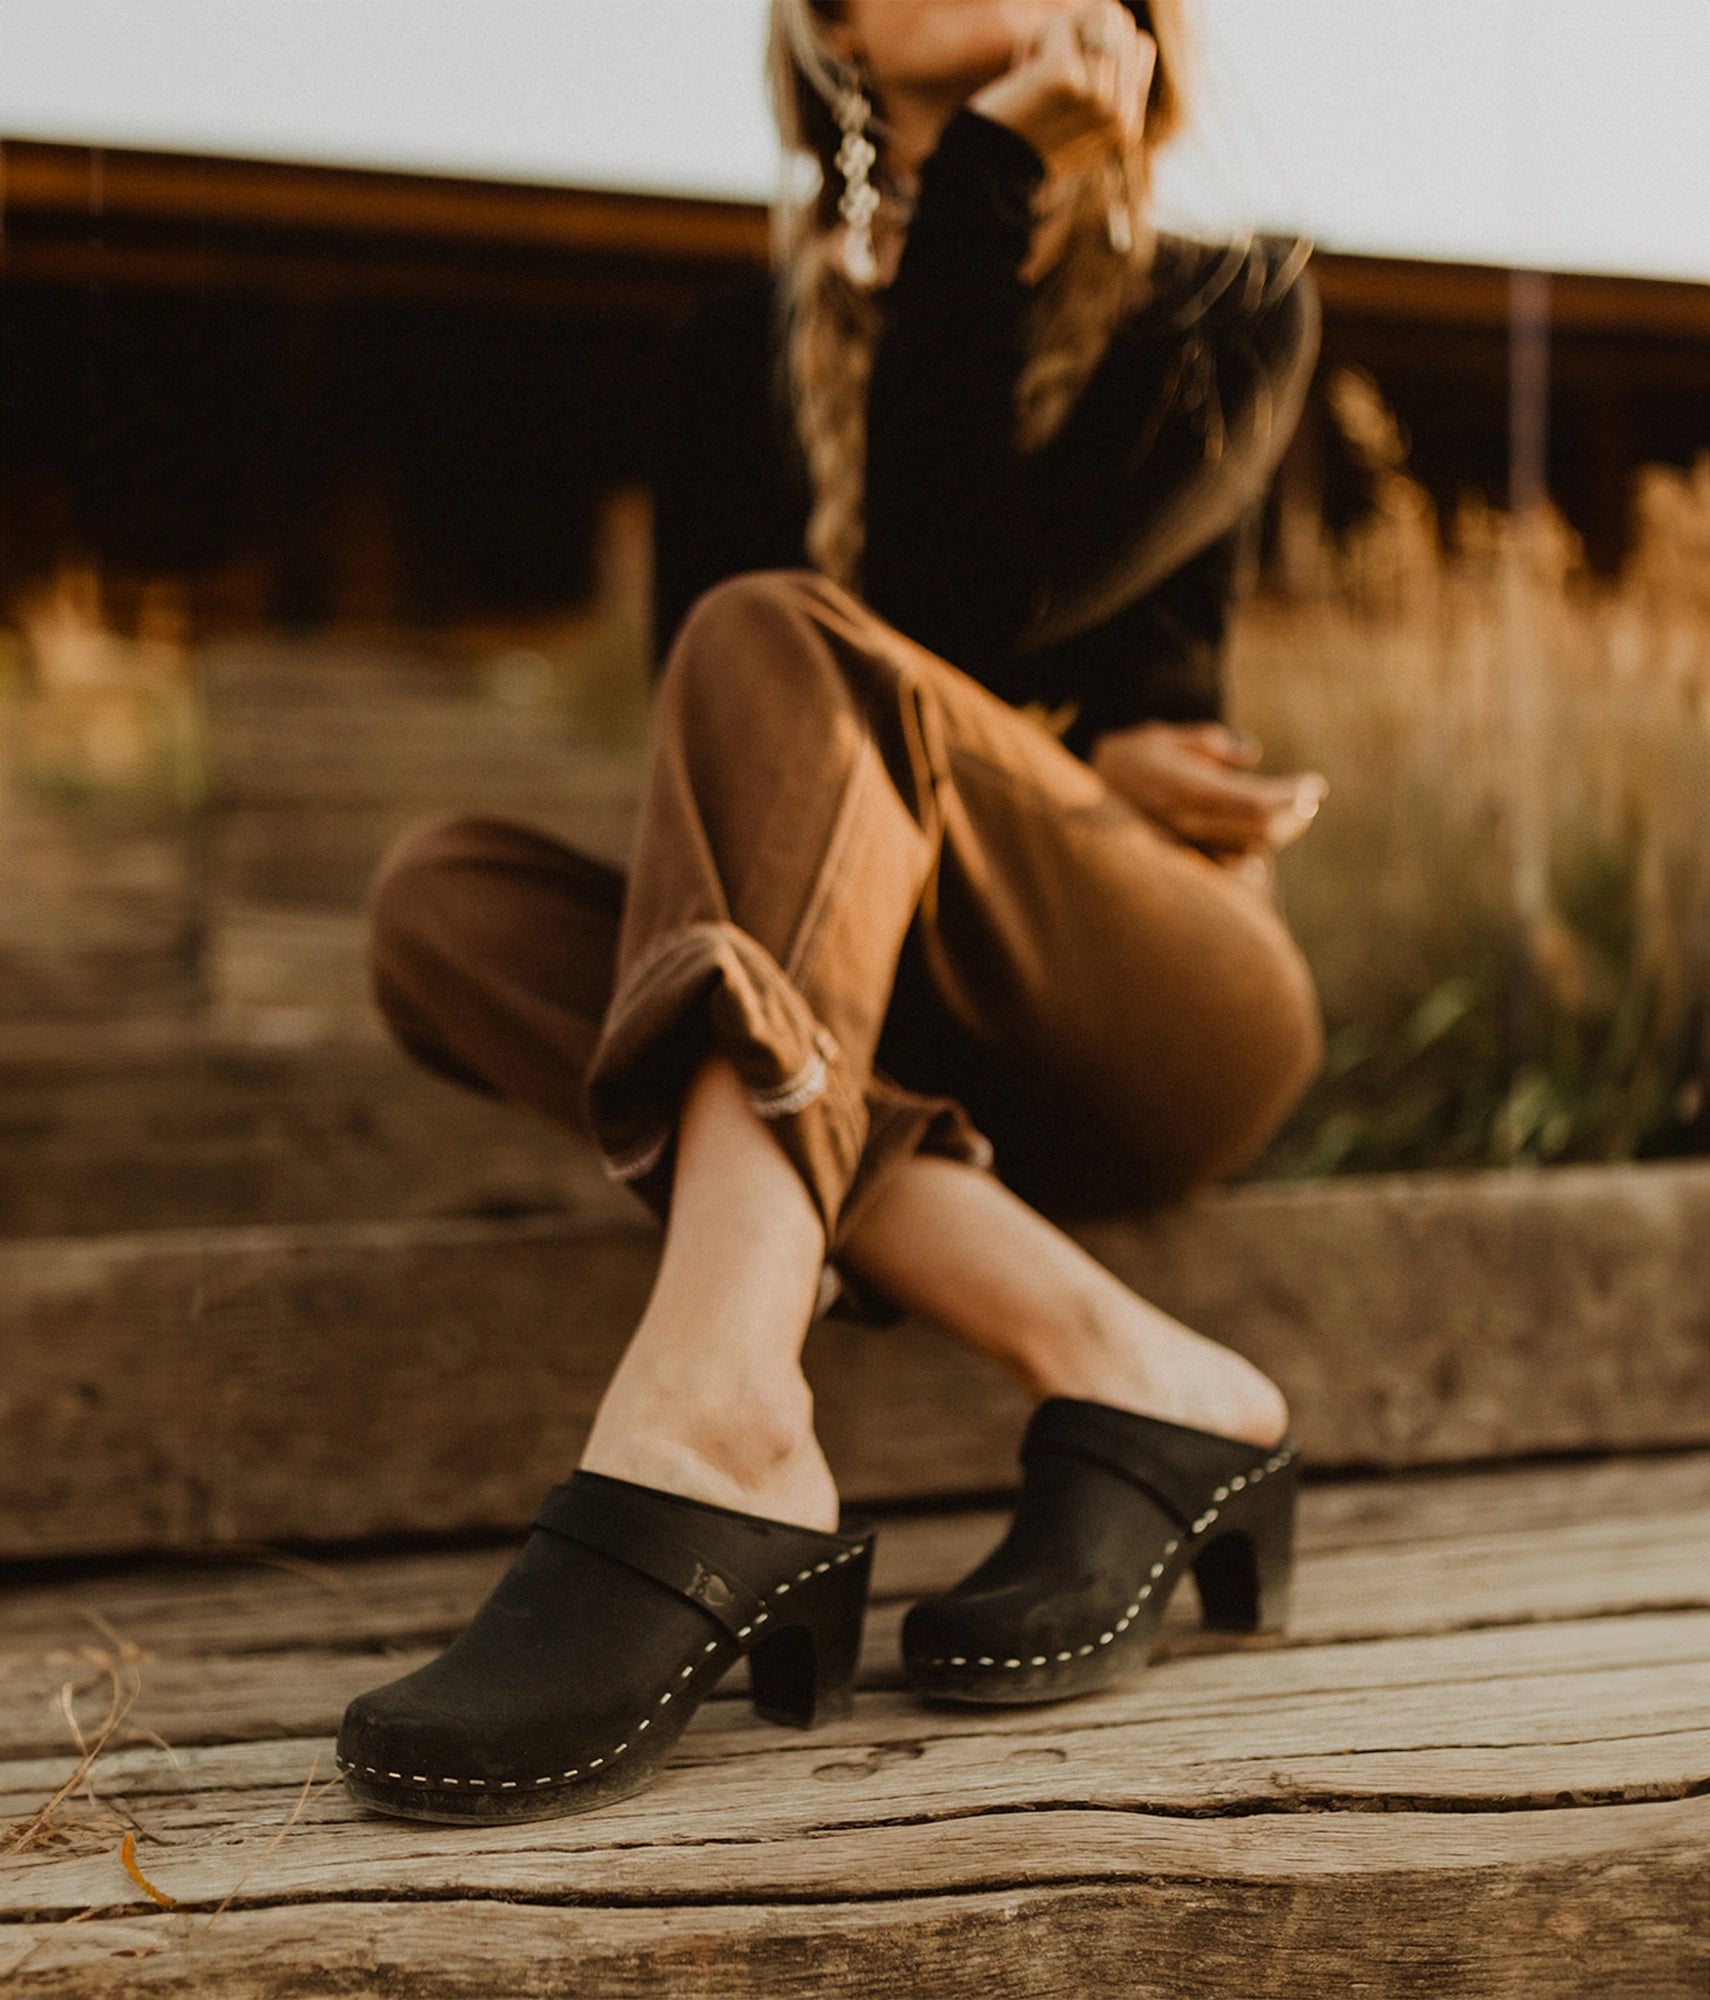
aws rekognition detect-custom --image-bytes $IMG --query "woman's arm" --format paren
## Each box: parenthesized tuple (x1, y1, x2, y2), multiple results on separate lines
(1056, 520, 1248, 757)
(861, 106, 1050, 672)
(863, 5, 1150, 674)
(1053, 504, 1327, 865)
(1023, 236, 1320, 653)
(864, 144, 1318, 696)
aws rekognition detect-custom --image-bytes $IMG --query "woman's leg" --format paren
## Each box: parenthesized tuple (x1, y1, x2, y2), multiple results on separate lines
(579, 572, 991, 1241)
(367, 813, 625, 1132)
(369, 817, 843, 1528)
(579, 571, 1314, 1478)
(578, 1051, 839, 1530)
(370, 573, 1314, 1524)
(838, 1151, 1288, 1446)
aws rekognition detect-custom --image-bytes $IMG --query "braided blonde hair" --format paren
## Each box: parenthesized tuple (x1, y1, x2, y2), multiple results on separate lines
(767, 0, 1192, 590)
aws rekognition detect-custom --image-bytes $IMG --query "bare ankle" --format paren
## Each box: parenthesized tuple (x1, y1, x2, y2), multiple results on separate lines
(581, 1366, 837, 1530)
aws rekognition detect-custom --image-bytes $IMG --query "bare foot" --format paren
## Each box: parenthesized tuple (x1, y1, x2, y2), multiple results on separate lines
(1020, 1291, 1290, 1449)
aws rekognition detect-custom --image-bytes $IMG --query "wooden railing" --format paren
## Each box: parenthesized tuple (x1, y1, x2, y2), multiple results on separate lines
(4, 135, 1706, 337)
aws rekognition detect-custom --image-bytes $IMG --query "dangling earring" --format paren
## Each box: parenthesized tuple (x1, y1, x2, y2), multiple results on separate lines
(1105, 153, 1135, 257)
(833, 80, 881, 287)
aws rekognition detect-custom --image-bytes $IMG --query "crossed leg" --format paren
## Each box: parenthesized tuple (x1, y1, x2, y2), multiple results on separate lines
(368, 574, 1320, 1528)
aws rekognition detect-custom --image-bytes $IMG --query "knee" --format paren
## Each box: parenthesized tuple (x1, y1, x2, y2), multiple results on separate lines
(1224, 924, 1325, 1170)
(658, 570, 855, 725)
(1267, 925, 1325, 1099)
(673, 570, 828, 647)
(366, 815, 536, 1052)
(368, 814, 494, 963)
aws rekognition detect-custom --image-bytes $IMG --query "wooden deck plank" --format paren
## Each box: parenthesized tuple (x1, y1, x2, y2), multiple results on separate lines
(0, 1450, 1701, 1663)
(8, 1512, 1702, 1760)
(3, 1674, 1703, 1892)
(1, 1456, 1703, 1769)
(2, 1459, 1704, 1996)
(202, 686, 642, 818)
(3, 1808, 1705, 1999)
(0, 1041, 622, 1239)
(11, 1775, 1708, 1951)
(3, 1166, 1707, 1559)
(4, 1603, 1704, 1792)
(4, 1642, 1706, 1917)
(1277, 1450, 1710, 1545)
(208, 795, 637, 910)
(0, 804, 200, 1027)
(5, 1755, 1707, 1908)
(8, 1583, 1707, 1764)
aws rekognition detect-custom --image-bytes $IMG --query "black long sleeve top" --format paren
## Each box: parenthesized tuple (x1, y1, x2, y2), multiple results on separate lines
(650, 107, 1319, 761)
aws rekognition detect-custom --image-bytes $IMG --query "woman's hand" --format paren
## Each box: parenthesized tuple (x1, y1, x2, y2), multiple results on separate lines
(1090, 720, 1329, 863)
(969, 3, 1154, 168)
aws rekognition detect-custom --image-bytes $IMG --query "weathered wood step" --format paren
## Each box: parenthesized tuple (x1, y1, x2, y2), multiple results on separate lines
(200, 638, 645, 812)
(0, 631, 644, 1041)
(5, 1452, 1698, 1657)
(0, 802, 199, 1026)
(3, 1625, 1703, 1891)
(1, 1164, 1705, 1557)
(4, 1825, 1703, 2000)
(1, 1456, 1704, 1997)
(1, 1455, 1702, 1761)
(0, 1041, 620, 1238)
(194, 637, 643, 1038)
(200, 647, 641, 895)
(209, 796, 637, 910)
(8, 1607, 1702, 1824)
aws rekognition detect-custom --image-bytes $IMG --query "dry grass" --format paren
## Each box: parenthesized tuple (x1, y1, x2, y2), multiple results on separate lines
(0, 1611, 155, 1863)
(0, 1593, 340, 1983)
(1234, 374, 1709, 1173)
(0, 567, 210, 810)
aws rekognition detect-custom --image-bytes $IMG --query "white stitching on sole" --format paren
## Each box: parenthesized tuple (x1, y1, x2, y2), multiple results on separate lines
(921, 1443, 1297, 1675)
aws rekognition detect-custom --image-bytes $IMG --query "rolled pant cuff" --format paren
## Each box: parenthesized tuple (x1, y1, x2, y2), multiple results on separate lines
(583, 918, 868, 1241)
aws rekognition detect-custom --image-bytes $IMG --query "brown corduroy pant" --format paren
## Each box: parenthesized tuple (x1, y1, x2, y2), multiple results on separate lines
(369, 571, 1323, 1295)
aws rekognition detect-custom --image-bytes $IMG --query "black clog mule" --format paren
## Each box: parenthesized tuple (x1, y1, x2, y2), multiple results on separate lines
(902, 1398, 1298, 1704)
(337, 1470, 874, 1823)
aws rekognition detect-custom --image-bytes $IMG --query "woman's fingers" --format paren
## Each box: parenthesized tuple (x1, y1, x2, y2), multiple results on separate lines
(1174, 760, 1301, 813)
(1090, 721, 1328, 855)
(973, 4, 1142, 163)
(1178, 772, 1328, 854)
(1081, 0, 1150, 142)
(1180, 721, 1265, 768)
(1170, 743, 1327, 831)
(1132, 776, 1282, 852)
(1262, 775, 1330, 850)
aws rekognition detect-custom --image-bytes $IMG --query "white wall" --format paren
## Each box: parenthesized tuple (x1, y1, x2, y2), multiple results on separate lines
(1, 0, 1706, 282)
